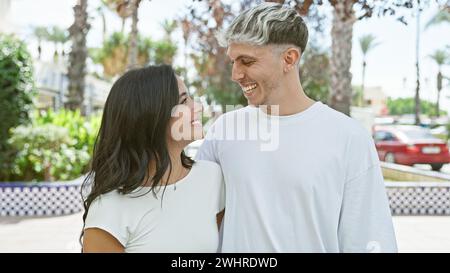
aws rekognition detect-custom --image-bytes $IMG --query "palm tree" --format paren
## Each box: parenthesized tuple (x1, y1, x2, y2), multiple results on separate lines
(96, 5, 107, 43)
(426, 7, 450, 28)
(414, 6, 421, 125)
(32, 26, 48, 60)
(328, 0, 356, 116)
(47, 26, 69, 61)
(127, 0, 141, 69)
(358, 34, 380, 106)
(102, 0, 145, 70)
(161, 19, 177, 41)
(66, 0, 90, 113)
(429, 49, 449, 117)
(425, 2, 449, 118)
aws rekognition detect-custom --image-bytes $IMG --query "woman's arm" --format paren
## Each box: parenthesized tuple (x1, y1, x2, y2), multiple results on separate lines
(82, 228, 125, 253)
(216, 209, 225, 229)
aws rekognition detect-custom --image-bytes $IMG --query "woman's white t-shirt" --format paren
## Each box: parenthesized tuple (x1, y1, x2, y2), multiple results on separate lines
(84, 160, 225, 253)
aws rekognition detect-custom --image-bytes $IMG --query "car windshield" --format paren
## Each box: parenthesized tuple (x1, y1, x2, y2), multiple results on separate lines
(401, 128, 436, 140)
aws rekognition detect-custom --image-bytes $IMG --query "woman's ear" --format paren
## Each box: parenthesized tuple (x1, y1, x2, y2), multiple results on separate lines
(283, 48, 300, 73)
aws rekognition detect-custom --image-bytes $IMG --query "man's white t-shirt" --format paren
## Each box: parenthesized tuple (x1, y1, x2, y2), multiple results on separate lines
(196, 101, 397, 253)
(84, 160, 225, 253)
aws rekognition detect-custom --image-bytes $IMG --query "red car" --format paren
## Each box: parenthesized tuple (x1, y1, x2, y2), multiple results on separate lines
(373, 125, 450, 171)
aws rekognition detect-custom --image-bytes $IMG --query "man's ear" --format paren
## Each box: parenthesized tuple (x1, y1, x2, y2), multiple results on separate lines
(283, 47, 301, 72)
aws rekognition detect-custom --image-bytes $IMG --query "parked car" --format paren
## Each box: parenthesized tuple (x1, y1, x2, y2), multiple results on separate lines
(373, 125, 450, 171)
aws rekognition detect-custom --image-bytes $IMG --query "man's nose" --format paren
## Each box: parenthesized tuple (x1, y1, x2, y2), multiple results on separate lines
(231, 64, 244, 82)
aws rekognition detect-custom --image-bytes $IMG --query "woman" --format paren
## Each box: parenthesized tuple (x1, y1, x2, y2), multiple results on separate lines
(81, 65, 224, 253)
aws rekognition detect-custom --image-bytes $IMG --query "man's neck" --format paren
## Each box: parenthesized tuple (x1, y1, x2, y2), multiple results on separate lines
(263, 83, 315, 116)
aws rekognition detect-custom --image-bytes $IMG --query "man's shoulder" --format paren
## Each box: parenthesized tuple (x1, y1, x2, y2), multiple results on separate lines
(194, 160, 222, 174)
(318, 104, 370, 137)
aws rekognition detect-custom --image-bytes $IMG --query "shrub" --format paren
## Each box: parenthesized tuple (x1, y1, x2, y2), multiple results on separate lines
(8, 124, 90, 181)
(0, 34, 36, 180)
(5, 110, 101, 182)
(33, 109, 101, 154)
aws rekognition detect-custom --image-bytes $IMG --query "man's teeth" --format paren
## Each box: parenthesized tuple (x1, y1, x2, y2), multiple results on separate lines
(243, 84, 257, 93)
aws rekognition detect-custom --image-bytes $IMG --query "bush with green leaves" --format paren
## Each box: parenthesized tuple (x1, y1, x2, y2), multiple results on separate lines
(5, 110, 101, 182)
(387, 97, 448, 116)
(447, 122, 450, 141)
(33, 109, 101, 154)
(8, 124, 91, 182)
(0, 34, 36, 180)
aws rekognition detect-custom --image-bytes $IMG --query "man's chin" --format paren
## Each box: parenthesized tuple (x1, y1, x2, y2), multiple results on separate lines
(245, 95, 258, 106)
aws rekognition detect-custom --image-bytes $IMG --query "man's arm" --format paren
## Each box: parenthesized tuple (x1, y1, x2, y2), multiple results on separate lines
(338, 164, 397, 252)
(338, 129, 398, 253)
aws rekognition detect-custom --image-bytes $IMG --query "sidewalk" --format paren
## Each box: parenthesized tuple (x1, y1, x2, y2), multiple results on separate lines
(1, 213, 450, 252)
(394, 216, 450, 252)
(0, 213, 83, 253)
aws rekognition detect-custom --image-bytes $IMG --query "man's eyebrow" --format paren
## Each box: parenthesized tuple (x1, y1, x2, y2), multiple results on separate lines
(230, 55, 257, 62)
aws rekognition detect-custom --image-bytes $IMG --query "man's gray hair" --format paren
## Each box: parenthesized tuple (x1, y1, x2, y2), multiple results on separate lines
(217, 2, 309, 54)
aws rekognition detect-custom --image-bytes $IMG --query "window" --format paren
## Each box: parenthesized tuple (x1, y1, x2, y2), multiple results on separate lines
(374, 131, 396, 141)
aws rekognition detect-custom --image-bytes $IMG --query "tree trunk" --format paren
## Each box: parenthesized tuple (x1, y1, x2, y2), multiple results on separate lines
(53, 42, 58, 62)
(127, 0, 140, 70)
(329, 1, 355, 116)
(121, 18, 126, 33)
(436, 71, 442, 117)
(37, 40, 42, 60)
(361, 60, 366, 107)
(101, 11, 107, 43)
(414, 7, 421, 125)
(66, 0, 90, 114)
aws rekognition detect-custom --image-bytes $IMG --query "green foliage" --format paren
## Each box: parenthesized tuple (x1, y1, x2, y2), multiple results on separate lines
(5, 110, 101, 182)
(8, 124, 90, 182)
(300, 45, 330, 103)
(47, 26, 69, 44)
(359, 34, 380, 55)
(89, 32, 129, 64)
(352, 85, 363, 107)
(89, 31, 178, 77)
(206, 83, 247, 112)
(387, 97, 448, 116)
(189, 52, 246, 111)
(0, 34, 36, 180)
(152, 40, 177, 65)
(33, 109, 101, 154)
(32, 26, 49, 42)
(447, 122, 450, 141)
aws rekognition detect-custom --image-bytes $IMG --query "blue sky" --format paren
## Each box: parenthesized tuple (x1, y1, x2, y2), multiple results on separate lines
(7, 0, 450, 111)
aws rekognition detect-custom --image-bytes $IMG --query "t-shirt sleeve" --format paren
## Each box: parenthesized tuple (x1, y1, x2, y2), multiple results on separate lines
(84, 195, 129, 247)
(218, 174, 225, 212)
(338, 129, 398, 253)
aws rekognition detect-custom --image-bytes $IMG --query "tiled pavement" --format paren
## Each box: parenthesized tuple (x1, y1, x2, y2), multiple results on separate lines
(1, 213, 450, 253)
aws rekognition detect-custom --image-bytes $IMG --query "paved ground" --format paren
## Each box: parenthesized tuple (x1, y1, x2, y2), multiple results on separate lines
(394, 216, 450, 252)
(1, 213, 450, 253)
(0, 213, 83, 253)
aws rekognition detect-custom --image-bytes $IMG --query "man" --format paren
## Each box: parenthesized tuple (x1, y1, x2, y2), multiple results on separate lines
(196, 2, 397, 253)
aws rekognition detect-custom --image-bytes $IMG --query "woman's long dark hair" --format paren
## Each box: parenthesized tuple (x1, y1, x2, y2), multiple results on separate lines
(80, 65, 194, 246)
